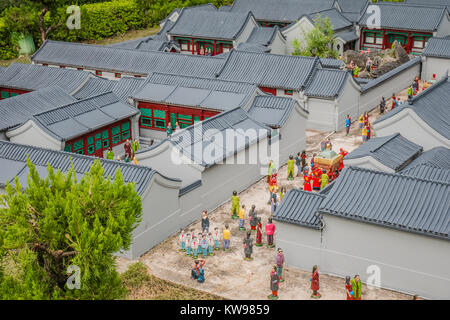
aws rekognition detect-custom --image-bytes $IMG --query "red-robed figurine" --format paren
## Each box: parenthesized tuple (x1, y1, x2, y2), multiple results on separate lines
(310, 265, 321, 298)
(303, 170, 312, 192)
(312, 168, 322, 191)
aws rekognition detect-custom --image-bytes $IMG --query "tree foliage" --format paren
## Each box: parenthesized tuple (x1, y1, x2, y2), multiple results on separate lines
(292, 15, 339, 59)
(0, 159, 142, 299)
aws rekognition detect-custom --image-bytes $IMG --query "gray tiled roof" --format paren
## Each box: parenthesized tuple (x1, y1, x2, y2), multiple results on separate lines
(374, 75, 450, 139)
(305, 68, 350, 99)
(361, 57, 421, 92)
(335, 0, 369, 14)
(0, 86, 77, 132)
(30, 92, 139, 141)
(0, 63, 93, 93)
(319, 166, 450, 240)
(31, 40, 225, 78)
(152, 107, 270, 168)
(334, 29, 359, 42)
(246, 27, 279, 45)
(217, 50, 319, 90)
(319, 58, 345, 69)
(0, 141, 179, 195)
(272, 189, 323, 229)
(400, 164, 450, 184)
(422, 37, 450, 59)
(168, 10, 255, 40)
(310, 8, 353, 31)
(401, 147, 450, 172)
(341, 12, 362, 23)
(405, 0, 450, 10)
(72, 76, 146, 101)
(248, 95, 298, 128)
(236, 42, 271, 53)
(144, 72, 256, 94)
(131, 73, 256, 112)
(230, 0, 336, 23)
(358, 3, 447, 32)
(345, 133, 423, 171)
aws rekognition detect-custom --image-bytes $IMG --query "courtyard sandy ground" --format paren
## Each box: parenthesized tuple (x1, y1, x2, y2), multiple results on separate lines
(116, 86, 417, 300)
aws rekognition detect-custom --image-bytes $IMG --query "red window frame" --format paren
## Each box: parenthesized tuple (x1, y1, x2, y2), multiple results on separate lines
(96, 70, 102, 76)
(115, 73, 121, 79)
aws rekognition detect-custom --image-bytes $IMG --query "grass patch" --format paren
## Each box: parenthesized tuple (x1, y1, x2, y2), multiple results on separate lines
(122, 262, 224, 300)
(0, 55, 30, 67)
(0, 26, 161, 67)
(81, 26, 161, 46)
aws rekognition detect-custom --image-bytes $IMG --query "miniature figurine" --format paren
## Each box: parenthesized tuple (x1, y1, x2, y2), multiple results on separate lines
(231, 191, 240, 219)
(200, 234, 208, 257)
(268, 265, 280, 300)
(249, 205, 258, 231)
(351, 274, 362, 300)
(207, 232, 214, 256)
(345, 276, 353, 300)
(197, 260, 206, 283)
(223, 225, 231, 251)
(265, 218, 276, 248)
(213, 227, 220, 250)
(255, 217, 263, 247)
(320, 170, 329, 190)
(287, 155, 295, 180)
(279, 186, 286, 202)
(239, 204, 246, 231)
(310, 265, 321, 298)
(303, 169, 312, 192)
(191, 236, 198, 259)
(201, 210, 209, 233)
(185, 233, 191, 256)
(179, 230, 186, 251)
(243, 231, 254, 261)
(267, 160, 275, 183)
(276, 248, 285, 282)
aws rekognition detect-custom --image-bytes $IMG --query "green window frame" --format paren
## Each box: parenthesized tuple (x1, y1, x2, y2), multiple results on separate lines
(96, 70, 102, 76)
(64, 144, 72, 152)
(112, 135, 121, 144)
(87, 136, 94, 145)
(1, 91, 9, 99)
(115, 73, 121, 78)
(95, 139, 102, 151)
(10, 92, 18, 97)
(73, 139, 83, 152)
(87, 145, 95, 155)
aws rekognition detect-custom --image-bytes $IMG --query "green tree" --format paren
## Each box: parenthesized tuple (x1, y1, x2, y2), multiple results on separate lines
(0, 159, 142, 299)
(292, 15, 339, 59)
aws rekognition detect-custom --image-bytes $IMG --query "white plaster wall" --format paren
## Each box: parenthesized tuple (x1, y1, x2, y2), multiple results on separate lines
(278, 105, 307, 165)
(123, 174, 181, 258)
(321, 215, 450, 300)
(282, 18, 314, 55)
(268, 31, 287, 55)
(421, 56, 450, 82)
(140, 127, 169, 142)
(275, 221, 322, 271)
(136, 141, 202, 187)
(373, 109, 450, 151)
(305, 98, 336, 131)
(436, 14, 450, 37)
(343, 156, 395, 173)
(335, 77, 361, 130)
(359, 62, 421, 114)
(235, 16, 260, 45)
(7, 121, 62, 150)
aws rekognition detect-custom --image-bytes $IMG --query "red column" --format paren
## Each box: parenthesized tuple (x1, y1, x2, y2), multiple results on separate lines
(382, 30, 386, 50)
(407, 31, 411, 54)
(214, 40, 217, 56)
(192, 38, 194, 55)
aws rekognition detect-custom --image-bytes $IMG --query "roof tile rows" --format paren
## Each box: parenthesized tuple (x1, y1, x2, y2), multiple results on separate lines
(0, 140, 174, 195)
(345, 133, 423, 171)
(319, 166, 450, 240)
(374, 75, 450, 139)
